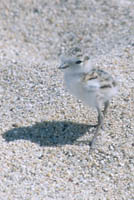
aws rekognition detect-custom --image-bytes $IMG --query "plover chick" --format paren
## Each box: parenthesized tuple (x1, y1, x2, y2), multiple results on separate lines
(59, 56, 118, 150)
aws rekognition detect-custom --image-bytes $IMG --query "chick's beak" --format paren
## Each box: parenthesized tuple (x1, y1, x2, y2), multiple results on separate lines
(58, 64, 62, 69)
(58, 64, 69, 69)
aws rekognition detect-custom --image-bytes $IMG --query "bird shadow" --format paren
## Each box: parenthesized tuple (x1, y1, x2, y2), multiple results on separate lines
(2, 120, 96, 147)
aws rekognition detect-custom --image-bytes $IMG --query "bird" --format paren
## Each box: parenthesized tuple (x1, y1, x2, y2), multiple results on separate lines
(59, 56, 118, 150)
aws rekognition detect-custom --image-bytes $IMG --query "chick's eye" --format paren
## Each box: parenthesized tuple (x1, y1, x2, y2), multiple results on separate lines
(75, 60, 82, 64)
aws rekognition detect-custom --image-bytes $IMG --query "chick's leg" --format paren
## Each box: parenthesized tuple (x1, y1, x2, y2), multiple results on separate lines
(103, 100, 109, 116)
(90, 107, 104, 150)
